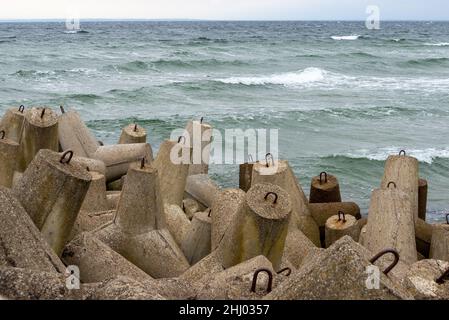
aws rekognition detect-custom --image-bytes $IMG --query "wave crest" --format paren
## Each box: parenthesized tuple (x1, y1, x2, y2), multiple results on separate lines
(331, 35, 360, 41)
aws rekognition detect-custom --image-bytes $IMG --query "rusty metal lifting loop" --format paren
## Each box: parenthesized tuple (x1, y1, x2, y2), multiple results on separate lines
(387, 181, 397, 189)
(399, 150, 406, 156)
(140, 157, 146, 169)
(133, 124, 138, 132)
(264, 192, 278, 204)
(0, 130, 5, 140)
(40, 108, 46, 119)
(60, 150, 74, 164)
(60, 106, 65, 114)
(18, 105, 25, 113)
(369, 249, 400, 275)
(265, 153, 274, 168)
(251, 268, 273, 294)
(277, 267, 292, 277)
(208, 209, 212, 217)
(200, 117, 204, 124)
(446, 213, 449, 225)
(178, 136, 186, 144)
(319, 171, 328, 184)
(435, 267, 449, 284)
(337, 211, 346, 223)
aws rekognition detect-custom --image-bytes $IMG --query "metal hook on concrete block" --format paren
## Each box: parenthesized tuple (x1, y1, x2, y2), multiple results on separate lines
(251, 268, 273, 294)
(337, 211, 346, 223)
(277, 267, 291, 276)
(18, 105, 25, 113)
(369, 249, 400, 275)
(399, 150, 406, 156)
(60, 106, 65, 114)
(60, 150, 74, 164)
(265, 153, 274, 168)
(264, 192, 278, 204)
(40, 108, 46, 118)
(387, 181, 397, 189)
(0, 130, 5, 140)
(319, 171, 328, 184)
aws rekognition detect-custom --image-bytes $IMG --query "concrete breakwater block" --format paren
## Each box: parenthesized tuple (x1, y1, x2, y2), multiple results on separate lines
(182, 198, 200, 220)
(309, 171, 342, 203)
(72, 156, 106, 175)
(62, 232, 153, 283)
(13, 149, 92, 256)
(93, 162, 189, 278)
(265, 236, 414, 300)
(196, 255, 279, 300)
(185, 174, 221, 210)
(325, 212, 360, 247)
(18, 107, 59, 172)
(0, 105, 26, 143)
(153, 139, 189, 207)
(239, 160, 255, 192)
(418, 178, 428, 221)
(381, 151, 419, 221)
(364, 185, 418, 265)
(217, 183, 292, 270)
(87, 277, 166, 300)
(164, 204, 191, 247)
(430, 221, 449, 261)
(58, 108, 100, 158)
(80, 171, 108, 213)
(251, 159, 321, 247)
(416, 218, 432, 258)
(283, 226, 319, 269)
(0, 133, 20, 188)
(402, 259, 449, 299)
(211, 188, 246, 250)
(181, 210, 212, 265)
(184, 119, 213, 175)
(309, 202, 361, 228)
(92, 143, 153, 182)
(0, 187, 66, 273)
(69, 210, 115, 241)
(118, 123, 147, 144)
(0, 266, 89, 300)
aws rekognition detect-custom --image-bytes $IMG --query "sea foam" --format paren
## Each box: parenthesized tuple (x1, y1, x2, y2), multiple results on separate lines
(217, 67, 326, 86)
(331, 35, 360, 41)
(340, 147, 449, 164)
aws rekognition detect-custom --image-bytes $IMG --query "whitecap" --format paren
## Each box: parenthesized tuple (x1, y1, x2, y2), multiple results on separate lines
(331, 35, 360, 41)
(339, 147, 449, 164)
(424, 42, 449, 47)
(216, 67, 326, 86)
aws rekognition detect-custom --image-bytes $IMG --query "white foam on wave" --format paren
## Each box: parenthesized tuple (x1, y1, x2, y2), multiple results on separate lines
(340, 147, 449, 164)
(217, 67, 326, 86)
(331, 35, 360, 41)
(424, 42, 449, 47)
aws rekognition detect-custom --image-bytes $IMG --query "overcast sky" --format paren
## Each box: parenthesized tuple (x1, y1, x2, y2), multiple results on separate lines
(1, 0, 449, 20)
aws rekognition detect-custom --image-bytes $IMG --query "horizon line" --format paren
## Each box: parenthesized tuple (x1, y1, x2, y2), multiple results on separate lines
(1, 18, 449, 23)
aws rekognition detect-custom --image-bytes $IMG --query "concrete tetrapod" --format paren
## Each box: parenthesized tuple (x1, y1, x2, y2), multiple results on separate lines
(364, 183, 418, 265)
(92, 143, 153, 182)
(153, 139, 189, 207)
(70, 210, 115, 241)
(13, 149, 92, 256)
(309, 171, 342, 203)
(0, 132, 20, 188)
(251, 159, 321, 246)
(429, 219, 449, 262)
(18, 107, 59, 172)
(418, 178, 428, 221)
(181, 210, 212, 265)
(265, 236, 414, 300)
(239, 160, 255, 192)
(325, 212, 360, 247)
(163, 204, 191, 247)
(182, 198, 200, 220)
(62, 232, 153, 283)
(93, 162, 189, 278)
(381, 151, 419, 221)
(211, 188, 246, 250)
(217, 183, 292, 270)
(402, 259, 449, 300)
(185, 174, 221, 209)
(118, 123, 147, 144)
(58, 107, 100, 158)
(184, 119, 212, 175)
(0, 105, 26, 143)
(416, 218, 432, 258)
(0, 187, 66, 273)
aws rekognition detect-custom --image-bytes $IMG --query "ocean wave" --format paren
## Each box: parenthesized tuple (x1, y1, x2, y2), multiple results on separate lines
(152, 58, 248, 69)
(335, 147, 449, 164)
(216, 67, 326, 86)
(424, 42, 449, 47)
(11, 68, 96, 78)
(64, 30, 89, 34)
(404, 57, 449, 67)
(331, 35, 360, 41)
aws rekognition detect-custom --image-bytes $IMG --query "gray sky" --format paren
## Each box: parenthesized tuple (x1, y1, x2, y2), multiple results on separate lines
(1, 0, 449, 20)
